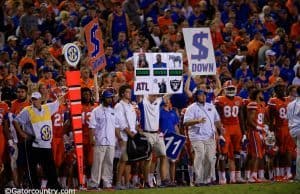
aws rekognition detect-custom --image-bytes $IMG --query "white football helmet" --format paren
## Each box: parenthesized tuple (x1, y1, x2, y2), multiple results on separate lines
(223, 80, 237, 97)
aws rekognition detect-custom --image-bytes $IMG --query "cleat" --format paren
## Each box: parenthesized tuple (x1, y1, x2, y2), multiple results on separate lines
(115, 183, 127, 190)
(248, 177, 262, 183)
(236, 177, 247, 184)
(219, 179, 227, 185)
(258, 178, 269, 183)
(284, 174, 293, 180)
(143, 182, 154, 189)
(274, 176, 284, 182)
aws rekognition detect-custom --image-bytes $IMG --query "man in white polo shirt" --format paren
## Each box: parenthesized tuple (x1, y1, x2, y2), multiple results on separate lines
(287, 86, 300, 181)
(184, 89, 223, 186)
(88, 89, 117, 190)
(138, 94, 168, 187)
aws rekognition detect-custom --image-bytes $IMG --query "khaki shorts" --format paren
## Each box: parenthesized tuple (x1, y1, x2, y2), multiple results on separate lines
(143, 132, 166, 157)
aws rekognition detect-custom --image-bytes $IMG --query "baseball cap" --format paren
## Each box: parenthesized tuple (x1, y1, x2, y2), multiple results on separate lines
(102, 89, 114, 98)
(195, 89, 207, 96)
(31, 92, 42, 99)
(258, 65, 266, 70)
(7, 35, 18, 42)
(215, 50, 222, 57)
(43, 66, 53, 73)
(265, 49, 276, 56)
(164, 8, 171, 12)
(146, 17, 153, 22)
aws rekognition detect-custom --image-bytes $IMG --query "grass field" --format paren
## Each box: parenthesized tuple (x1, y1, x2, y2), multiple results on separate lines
(77, 182, 300, 194)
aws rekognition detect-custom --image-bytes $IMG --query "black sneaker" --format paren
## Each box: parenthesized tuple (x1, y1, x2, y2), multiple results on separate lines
(143, 182, 154, 189)
(159, 180, 170, 188)
(194, 183, 207, 187)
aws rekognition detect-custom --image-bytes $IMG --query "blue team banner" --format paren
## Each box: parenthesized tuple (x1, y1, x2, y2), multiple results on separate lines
(164, 132, 186, 160)
(183, 28, 216, 75)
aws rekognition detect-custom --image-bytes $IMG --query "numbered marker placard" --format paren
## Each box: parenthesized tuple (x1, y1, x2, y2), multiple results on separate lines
(164, 132, 186, 160)
(183, 28, 216, 75)
(63, 43, 81, 68)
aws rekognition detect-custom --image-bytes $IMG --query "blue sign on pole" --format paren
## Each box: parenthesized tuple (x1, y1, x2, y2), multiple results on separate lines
(164, 132, 186, 160)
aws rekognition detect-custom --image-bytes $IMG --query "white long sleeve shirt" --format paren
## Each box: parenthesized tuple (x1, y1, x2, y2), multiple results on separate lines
(115, 100, 137, 141)
(287, 98, 300, 138)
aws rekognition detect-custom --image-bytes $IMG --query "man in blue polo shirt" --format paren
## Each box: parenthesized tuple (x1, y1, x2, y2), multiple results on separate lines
(159, 96, 179, 186)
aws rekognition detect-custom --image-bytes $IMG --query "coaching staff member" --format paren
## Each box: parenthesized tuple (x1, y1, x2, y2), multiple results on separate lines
(183, 89, 223, 186)
(88, 89, 116, 189)
(13, 92, 63, 189)
(287, 86, 300, 181)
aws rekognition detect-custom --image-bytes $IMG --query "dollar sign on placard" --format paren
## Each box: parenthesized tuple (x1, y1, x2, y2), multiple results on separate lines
(91, 24, 100, 57)
(191, 32, 208, 61)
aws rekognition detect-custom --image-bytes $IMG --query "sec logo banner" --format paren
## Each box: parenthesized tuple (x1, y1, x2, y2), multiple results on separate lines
(164, 132, 186, 160)
(63, 43, 81, 68)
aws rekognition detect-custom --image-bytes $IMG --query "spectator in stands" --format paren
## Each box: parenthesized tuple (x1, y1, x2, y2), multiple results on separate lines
(280, 57, 295, 85)
(292, 67, 300, 86)
(80, 66, 93, 89)
(123, 0, 143, 28)
(112, 32, 130, 56)
(19, 2, 38, 39)
(107, 2, 130, 41)
(158, 8, 173, 34)
(257, 39, 273, 67)
(235, 58, 254, 81)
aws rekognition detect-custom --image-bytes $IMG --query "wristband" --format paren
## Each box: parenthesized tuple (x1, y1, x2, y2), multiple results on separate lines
(8, 139, 14, 146)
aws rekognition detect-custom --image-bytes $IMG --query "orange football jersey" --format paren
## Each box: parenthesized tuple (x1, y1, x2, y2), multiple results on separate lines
(82, 104, 96, 144)
(0, 102, 9, 132)
(247, 101, 266, 130)
(268, 97, 290, 127)
(52, 105, 67, 138)
(11, 99, 31, 115)
(215, 96, 243, 125)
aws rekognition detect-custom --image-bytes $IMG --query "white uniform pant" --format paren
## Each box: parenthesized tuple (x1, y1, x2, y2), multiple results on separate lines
(89, 146, 115, 188)
(296, 138, 300, 180)
(191, 138, 216, 184)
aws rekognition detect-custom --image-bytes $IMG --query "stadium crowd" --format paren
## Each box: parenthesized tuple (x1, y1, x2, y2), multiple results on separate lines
(1, 0, 300, 190)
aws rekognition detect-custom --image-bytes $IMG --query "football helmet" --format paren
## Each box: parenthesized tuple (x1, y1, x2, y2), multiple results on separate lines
(223, 80, 237, 97)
